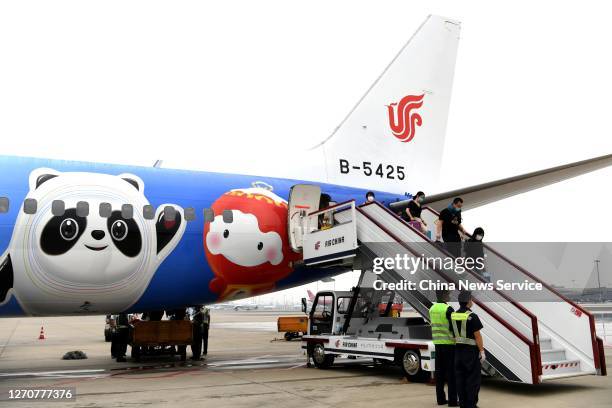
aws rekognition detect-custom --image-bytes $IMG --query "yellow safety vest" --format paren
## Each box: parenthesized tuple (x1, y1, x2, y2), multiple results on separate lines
(429, 303, 455, 345)
(451, 311, 477, 346)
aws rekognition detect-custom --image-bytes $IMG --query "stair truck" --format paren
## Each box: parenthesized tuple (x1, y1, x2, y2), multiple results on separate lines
(287, 183, 606, 384)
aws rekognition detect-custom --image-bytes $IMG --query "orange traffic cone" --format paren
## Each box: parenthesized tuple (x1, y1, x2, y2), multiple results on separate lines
(38, 326, 46, 340)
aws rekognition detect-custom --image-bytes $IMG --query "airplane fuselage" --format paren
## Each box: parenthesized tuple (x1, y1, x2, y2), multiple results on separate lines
(0, 155, 405, 317)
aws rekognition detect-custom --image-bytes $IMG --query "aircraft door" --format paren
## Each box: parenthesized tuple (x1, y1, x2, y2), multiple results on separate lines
(309, 292, 335, 335)
(288, 184, 321, 252)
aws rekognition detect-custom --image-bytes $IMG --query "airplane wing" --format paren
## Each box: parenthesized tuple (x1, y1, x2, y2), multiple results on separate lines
(390, 153, 612, 212)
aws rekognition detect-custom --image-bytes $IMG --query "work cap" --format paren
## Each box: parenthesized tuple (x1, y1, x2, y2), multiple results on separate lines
(458, 290, 472, 303)
(435, 289, 450, 298)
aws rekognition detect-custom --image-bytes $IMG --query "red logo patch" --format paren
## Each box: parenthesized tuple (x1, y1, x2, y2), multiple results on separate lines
(387, 94, 424, 143)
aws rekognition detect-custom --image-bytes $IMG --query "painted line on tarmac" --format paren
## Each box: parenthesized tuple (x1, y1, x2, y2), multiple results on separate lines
(0, 368, 106, 379)
(0, 356, 306, 379)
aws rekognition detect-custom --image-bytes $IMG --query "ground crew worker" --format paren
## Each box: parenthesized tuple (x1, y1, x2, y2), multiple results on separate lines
(429, 290, 458, 407)
(111, 313, 129, 362)
(451, 291, 485, 408)
(191, 306, 211, 360)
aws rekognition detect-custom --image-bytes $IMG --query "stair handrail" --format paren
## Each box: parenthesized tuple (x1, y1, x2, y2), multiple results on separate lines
(421, 205, 602, 372)
(356, 205, 541, 383)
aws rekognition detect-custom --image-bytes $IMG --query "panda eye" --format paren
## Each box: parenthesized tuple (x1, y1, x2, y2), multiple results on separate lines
(223, 229, 229, 238)
(257, 242, 263, 250)
(111, 220, 128, 241)
(59, 218, 79, 241)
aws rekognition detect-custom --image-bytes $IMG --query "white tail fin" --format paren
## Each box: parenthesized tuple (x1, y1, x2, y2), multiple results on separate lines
(313, 15, 461, 194)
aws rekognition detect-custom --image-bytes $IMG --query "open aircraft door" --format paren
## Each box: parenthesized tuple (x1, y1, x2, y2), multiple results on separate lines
(288, 184, 321, 252)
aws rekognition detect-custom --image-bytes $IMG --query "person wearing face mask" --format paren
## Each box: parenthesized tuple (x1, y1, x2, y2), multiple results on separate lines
(403, 191, 428, 235)
(436, 197, 467, 258)
(465, 228, 489, 282)
(364, 191, 376, 204)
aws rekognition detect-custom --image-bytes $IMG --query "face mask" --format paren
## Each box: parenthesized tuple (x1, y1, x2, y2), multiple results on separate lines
(367, 196, 374, 202)
(475, 234, 483, 241)
(417, 197, 424, 203)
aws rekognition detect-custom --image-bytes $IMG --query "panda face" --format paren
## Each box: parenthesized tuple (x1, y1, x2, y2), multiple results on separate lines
(33, 199, 147, 286)
(4, 168, 187, 315)
(39, 208, 142, 258)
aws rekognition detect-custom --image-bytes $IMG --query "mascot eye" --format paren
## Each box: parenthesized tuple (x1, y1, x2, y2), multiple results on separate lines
(111, 220, 129, 241)
(223, 229, 229, 238)
(59, 218, 79, 241)
(257, 242, 263, 250)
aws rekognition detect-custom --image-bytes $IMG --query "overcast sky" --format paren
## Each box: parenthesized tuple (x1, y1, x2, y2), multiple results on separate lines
(1, 1, 610, 300)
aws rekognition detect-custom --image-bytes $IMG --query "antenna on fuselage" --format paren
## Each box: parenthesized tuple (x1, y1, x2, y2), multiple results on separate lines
(153, 160, 163, 168)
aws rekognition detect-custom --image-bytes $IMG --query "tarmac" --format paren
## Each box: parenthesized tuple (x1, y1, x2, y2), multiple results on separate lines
(0, 310, 610, 408)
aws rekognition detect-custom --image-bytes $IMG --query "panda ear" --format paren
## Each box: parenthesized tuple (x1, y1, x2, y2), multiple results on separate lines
(28, 168, 60, 190)
(118, 173, 145, 193)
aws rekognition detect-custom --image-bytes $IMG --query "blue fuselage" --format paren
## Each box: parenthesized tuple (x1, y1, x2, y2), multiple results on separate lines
(0, 156, 406, 316)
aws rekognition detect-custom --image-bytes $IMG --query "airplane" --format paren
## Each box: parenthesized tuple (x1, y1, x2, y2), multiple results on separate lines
(1, 15, 612, 318)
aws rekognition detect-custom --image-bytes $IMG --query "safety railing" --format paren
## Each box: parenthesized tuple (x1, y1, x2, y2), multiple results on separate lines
(302, 200, 358, 266)
(420, 205, 602, 374)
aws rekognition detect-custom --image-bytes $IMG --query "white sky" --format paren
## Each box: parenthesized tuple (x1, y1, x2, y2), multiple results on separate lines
(1, 1, 611, 301)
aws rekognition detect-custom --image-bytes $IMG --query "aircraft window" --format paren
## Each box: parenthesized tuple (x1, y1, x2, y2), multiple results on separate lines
(222, 210, 233, 223)
(23, 198, 37, 214)
(122, 204, 133, 219)
(99, 202, 112, 218)
(143, 205, 155, 220)
(184, 207, 196, 221)
(76, 201, 89, 217)
(203, 208, 214, 223)
(163, 206, 176, 222)
(0, 197, 8, 213)
(52, 200, 65, 216)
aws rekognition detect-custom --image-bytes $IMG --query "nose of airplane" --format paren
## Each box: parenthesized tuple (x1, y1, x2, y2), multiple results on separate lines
(91, 230, 106, 240)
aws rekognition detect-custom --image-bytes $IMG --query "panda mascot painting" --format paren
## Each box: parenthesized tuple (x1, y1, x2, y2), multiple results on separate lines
(0, 168, 186, 315)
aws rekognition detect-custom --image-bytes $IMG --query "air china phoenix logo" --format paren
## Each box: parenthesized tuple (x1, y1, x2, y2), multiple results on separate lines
(387, 94, 425, 143)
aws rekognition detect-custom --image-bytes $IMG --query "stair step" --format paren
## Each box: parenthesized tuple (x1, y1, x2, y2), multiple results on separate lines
(541, 360, 580, 376)
(540, 348, 567, 362)
(541, 370, 596, 381)
(539, 337, 552, 350)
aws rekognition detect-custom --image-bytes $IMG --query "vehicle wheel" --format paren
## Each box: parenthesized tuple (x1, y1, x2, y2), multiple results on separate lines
(311, 343, 335, 369)
(284, 332, 294, 341)
(397, 350, 427, 382)
(131, 345, 141, 362)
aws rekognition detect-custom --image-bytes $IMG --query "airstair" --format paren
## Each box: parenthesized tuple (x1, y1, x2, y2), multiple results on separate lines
(295, 194, 606, 384)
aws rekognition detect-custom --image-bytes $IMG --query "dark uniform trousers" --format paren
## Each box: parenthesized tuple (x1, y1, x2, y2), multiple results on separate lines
(111, 314, 129, 359)
(455, 347, 480, 408)
(435, 344, 457, 405)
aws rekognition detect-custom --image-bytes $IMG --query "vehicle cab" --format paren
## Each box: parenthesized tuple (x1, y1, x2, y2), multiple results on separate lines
(308, 290, 353, 336)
